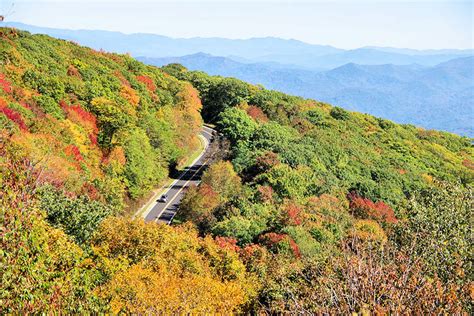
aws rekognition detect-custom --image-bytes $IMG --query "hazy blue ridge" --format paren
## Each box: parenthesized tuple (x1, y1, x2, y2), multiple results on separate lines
(140, 54, 474, 136)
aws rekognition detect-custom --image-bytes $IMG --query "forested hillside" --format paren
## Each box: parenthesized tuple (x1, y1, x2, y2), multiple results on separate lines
(1, 29, 472, 313)
(164, 63, 473, 313)
(1, 28, 256, 313)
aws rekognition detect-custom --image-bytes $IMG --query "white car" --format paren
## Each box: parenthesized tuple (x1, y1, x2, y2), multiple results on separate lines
(158, 194, 168, 203)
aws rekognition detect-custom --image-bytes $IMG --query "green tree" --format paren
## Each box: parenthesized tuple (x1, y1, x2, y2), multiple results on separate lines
(38, 185, 114, 244)
(218, 107, 258, 145)
(122, 128, 167, 199)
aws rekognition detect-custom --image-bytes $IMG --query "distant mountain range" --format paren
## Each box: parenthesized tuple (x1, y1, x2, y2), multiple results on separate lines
(4, 22, 473, 136)
(4, 22, 473, 70)
(140, 54, 474, 136)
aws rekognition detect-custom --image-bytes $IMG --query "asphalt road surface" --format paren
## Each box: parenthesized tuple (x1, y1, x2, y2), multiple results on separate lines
(141, 126, 215, 224)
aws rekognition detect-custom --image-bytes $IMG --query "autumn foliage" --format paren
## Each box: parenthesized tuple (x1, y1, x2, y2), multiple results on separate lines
(65, 144, 84, 162)
(136, 75, 156, 92)
(259, 232, 301, 258)
(1, 27, 472, 314)
(0, 106, 27, 130)
(0, 73, 12, 93)
(347, 192, 397, 223)
(247, 105, 268, 123)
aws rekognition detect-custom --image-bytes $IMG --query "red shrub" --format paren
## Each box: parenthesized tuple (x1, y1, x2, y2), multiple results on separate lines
(64, 103, 99, 134)
(284, 203, 303, 226)
(347, 192, 397, 224)
(89, 133, 98, 146)
(59, 100, 68, 110)
(246, 105, 268, 123)
(239, 244, 268, 269)
(70, 105, 98, 131)
(281, 203, 303, 226)
(288, 238, 301, 258)
(81, 182, 100, 200)
(259, 232, 301, 258)
(0, 74, 12, 94)
(215, 236, 240, 252)
(0, 107, 27, 131)
(65, 145, 84, 162)
(136, 75, 156, 92)
(260, 232, 286, 245)
(239, 244, 261, 259)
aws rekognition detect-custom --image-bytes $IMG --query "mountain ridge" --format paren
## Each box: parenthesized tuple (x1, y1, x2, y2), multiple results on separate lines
(139, 54, 474, 136)
(4, 22, 472, 68)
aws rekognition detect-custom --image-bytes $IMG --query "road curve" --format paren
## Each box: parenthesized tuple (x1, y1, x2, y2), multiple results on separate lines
(139, 126, 215, 224)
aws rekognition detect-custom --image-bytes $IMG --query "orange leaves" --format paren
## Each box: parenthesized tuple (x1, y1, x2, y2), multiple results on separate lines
(120, 85, 140, 106)
(65, 144, 84, 162)
(66, 65, 81, 78)
(0, 96, 7, 108)
(62, 102, 100, 149)
(63, 103, 98, 134)
(462, 159, 474, 170)
(197, 183, 220, 210)
(136, 75, 156, 92)
(176, 83, 202, 112)
(103, 146, 126, 166)
(215, 236, 240, 252)
(347, 192, 397, 224)
(257, 185, 274, 203)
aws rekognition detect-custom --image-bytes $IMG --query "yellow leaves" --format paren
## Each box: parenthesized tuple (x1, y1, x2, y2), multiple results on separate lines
(91, 96, 136, 120)
(421, 173, 433, 184)
(350, 219, 387, 244)
(92, 218, 259, 313)
(60, 119, 88, 152)
(101, 265, 248, 314)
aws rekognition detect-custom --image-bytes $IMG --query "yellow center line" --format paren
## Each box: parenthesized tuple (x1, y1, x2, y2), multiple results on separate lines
(154, 156, 213, 223)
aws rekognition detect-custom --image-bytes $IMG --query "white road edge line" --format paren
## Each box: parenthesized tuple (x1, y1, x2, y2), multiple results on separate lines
(154, 156, 212, 223)
(165, 126, 214, 224)
(134, 133, 210, 220)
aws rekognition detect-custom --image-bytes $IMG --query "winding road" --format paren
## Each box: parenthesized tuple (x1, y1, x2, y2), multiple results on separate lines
(137, 126, 215, 224)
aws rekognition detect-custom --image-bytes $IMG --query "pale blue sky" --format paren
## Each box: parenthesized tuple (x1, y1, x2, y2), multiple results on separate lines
(3, 0, 473, 49)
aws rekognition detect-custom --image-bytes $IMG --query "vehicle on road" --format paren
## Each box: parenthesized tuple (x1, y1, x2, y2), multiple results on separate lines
(157, 194, 168, 203)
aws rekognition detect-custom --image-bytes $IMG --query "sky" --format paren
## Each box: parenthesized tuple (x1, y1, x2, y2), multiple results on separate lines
(3, 0, 473, 49)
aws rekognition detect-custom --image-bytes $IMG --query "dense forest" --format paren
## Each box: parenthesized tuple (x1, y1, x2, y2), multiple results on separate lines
(1, 28, 472, 313)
